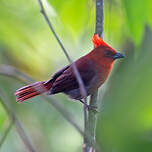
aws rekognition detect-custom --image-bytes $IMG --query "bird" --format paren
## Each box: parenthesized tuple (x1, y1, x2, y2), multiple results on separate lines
(15, 34, 124, 108)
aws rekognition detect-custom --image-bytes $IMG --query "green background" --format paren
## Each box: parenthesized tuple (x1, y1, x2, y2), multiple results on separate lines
(0, 0, 152, 151)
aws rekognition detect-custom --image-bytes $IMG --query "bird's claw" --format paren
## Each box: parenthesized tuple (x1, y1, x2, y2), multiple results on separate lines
(87, 105, 99, 113)
(79, 100, 99, 113)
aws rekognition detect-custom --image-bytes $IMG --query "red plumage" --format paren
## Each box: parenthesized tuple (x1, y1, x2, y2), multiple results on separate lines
(15, 34, 124, 103)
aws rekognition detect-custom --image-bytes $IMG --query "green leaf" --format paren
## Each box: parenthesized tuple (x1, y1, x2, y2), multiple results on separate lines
(147, 0, 152, 27)
(122, 0, 148, 45)
(49, 0, 90, 35)
(48, 0, 68, 11)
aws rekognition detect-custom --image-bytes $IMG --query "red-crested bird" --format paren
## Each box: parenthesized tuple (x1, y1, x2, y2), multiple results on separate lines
(15, 34, 124, 106)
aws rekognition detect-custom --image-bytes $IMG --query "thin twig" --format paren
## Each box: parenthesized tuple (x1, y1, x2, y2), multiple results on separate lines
(37, 0, 88, 148)
(0, 65, 83, 136)
(84, 0, 104, 151)
(37, 0, 87, 100)
(0, 120, 13, 148)
(0, 91, 36, 152)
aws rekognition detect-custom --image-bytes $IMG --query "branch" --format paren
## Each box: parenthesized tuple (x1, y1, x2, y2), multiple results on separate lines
(37, 0, 87, 100)
(83, 100, 88, 151)
(0, 91, 36, 152)
(37, 1, 89, 149)
(95, 0, 104, 38)
(84, 0, 104, 151)
(0, 65, 83, 136)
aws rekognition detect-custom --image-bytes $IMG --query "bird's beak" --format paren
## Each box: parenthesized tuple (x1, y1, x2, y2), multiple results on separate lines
(113, 52, 125, 60)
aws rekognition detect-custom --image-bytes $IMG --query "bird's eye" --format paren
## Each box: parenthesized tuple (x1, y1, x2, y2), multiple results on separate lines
(104, 50, 113, 57)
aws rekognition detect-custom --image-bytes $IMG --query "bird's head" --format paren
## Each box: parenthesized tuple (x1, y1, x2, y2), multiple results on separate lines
(91, 34, 124, 67)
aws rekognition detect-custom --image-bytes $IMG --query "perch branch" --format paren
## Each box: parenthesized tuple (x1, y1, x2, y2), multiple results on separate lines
(84, 0, 104, 151)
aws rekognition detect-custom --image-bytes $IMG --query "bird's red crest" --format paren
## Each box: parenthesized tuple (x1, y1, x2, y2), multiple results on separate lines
(92, 34, 112, 49)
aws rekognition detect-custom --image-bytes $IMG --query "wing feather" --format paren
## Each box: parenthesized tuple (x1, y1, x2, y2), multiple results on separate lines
(51, 58, 96, 94)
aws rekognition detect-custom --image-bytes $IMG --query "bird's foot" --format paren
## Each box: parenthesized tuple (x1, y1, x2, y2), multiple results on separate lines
(87, 105, 99, 113)
(79, 100, 99, 113)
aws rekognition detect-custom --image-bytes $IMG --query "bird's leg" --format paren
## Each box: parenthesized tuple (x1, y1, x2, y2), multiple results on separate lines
(79, 100, 98, 113)
(79, 99, 89, 108)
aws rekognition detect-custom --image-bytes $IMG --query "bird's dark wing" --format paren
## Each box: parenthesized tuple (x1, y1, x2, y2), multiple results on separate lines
(46, 65, 70, 83)
(50, 58, 96, 94)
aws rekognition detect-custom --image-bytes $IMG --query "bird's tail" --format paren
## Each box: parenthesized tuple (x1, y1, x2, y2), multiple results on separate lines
(15, 80, 53, 103)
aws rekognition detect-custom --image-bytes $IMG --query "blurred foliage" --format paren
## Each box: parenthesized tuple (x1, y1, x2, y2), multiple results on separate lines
(0, 0, 152, 152)
(97, 27, 152, 152)
(121, 0, 152, 45)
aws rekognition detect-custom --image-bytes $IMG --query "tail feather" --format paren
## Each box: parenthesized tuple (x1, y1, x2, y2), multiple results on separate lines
(15, 80, 53, 103)
(17, 92, 40, 102)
